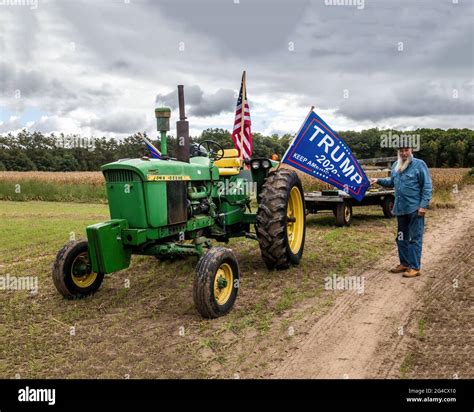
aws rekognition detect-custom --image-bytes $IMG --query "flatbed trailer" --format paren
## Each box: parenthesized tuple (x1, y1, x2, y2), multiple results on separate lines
(305, 188, 395, 226)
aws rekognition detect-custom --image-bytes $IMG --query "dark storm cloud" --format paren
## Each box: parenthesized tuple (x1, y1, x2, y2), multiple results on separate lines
(87, 112, 147, 134)
(191, 88, 235, 117)
(337, 82, 474, 122)
(148, 0, 310, 56)
(1, 5, 39, 64)
(304, 0, 473, 75)
(156, 85, 203, 108)
(0, 62, 75, 100)
(1, 0, 473, 135)
(156, 85, 234, 117)
(145, 0, 474, 123)
(0, 60, 120, 118)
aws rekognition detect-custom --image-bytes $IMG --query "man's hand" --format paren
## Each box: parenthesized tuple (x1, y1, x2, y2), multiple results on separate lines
(369, 178, 378, 185)
(418, 207, 427, 216)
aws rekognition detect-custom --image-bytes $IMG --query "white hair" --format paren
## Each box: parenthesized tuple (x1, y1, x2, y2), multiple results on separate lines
(395, 152, 413, 173)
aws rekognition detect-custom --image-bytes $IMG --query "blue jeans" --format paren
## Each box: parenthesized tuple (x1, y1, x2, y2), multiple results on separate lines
(396, 211, 425, 270)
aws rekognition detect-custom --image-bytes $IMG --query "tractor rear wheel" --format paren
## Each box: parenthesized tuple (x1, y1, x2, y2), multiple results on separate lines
(193, 247, 239, 318)
(52, 240, 104, 299)
(256, 169, 306, 270)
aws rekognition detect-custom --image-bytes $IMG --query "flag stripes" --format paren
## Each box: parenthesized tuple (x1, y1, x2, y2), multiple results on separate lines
(231, 73, 252, 160)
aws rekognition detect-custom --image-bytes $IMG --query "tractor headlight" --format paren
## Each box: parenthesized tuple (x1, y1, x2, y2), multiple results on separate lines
(251, 160, 260, 170)
(261, 160, 271, 169)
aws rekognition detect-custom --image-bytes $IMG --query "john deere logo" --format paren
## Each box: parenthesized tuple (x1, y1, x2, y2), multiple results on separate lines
(147, 175, 191, 181)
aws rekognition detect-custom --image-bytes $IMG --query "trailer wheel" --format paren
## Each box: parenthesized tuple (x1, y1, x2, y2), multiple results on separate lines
(193, 247, 239, 318)
(52, 240, 104, 299)
(256, 169, 306, 269)
(382, 195, 395, 218)
(335, 201, 352, 227)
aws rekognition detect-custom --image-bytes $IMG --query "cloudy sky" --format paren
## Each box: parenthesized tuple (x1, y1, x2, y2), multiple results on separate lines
(0, 0, 473, 139)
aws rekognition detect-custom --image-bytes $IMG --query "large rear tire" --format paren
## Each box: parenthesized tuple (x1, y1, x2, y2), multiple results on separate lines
(193, 247, 240, 318)
(52, 240, 104, 299)
(256, 169, 306, 270)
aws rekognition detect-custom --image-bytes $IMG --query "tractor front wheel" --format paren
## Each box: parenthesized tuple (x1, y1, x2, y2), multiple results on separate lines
(256, 168, 306, 269)
(193, 247, 240, 318)
(52, 240, 104, 299)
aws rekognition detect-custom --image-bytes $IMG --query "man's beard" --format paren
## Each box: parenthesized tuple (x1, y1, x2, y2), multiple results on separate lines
(396, 153, 413, 173)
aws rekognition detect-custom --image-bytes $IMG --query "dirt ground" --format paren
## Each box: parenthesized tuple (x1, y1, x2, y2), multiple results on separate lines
(2, 184, 472, 379)
(271, 185, 474, 379)
(0, 202, 395, 379)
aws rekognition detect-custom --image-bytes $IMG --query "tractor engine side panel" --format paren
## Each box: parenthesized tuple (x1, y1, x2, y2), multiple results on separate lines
(143, 181, 168, 227)
(166, 181, 187, 224)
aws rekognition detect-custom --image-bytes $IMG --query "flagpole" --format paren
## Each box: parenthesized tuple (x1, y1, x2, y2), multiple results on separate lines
(240, 70, 246, 162)
(280, 105, 314, 165)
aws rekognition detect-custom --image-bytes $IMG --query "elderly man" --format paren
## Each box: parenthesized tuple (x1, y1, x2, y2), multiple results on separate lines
(370, 147, 432, 278)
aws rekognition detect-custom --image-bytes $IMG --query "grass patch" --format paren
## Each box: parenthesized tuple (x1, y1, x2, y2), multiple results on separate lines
(275, 288, 297, 313)
(400, 352, 414, 379)
(430, 188, 457, 209)
(0, 201, 395, 378)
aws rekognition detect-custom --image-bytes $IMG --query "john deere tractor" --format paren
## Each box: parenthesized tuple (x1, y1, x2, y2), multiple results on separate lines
(52, 85, 306, 318)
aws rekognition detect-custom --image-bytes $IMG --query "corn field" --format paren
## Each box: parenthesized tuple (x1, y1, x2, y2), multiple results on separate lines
(0, 168, 471, 204)
(0, 172, 105, 202)
(0, 171, 104, 186)
(296, 168, 471, 193)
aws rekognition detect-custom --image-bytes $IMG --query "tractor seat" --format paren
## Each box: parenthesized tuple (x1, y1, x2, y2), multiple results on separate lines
(214, 148, 243, 176)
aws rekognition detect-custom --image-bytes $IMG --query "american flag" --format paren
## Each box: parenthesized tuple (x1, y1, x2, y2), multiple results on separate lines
(231, 72, 252, 160)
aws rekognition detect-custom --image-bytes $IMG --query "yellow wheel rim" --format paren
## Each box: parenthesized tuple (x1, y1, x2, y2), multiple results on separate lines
(214, 263, 233, 305)
(287, 186, 304, 254)
(71, 252, 97, 288)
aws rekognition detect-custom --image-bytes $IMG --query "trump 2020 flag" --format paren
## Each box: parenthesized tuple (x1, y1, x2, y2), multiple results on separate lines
(282, 110, 370, 201)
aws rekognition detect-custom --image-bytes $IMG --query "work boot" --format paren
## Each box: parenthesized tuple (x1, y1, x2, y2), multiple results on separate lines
(403, 269, 421, 278)
(389, 264, 409, 273)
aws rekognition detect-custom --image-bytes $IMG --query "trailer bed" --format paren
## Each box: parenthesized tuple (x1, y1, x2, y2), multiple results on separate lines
(305, 188, 395, 226)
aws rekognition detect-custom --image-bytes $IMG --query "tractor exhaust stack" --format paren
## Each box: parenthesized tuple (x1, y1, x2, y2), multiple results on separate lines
(176, 85, 190, 163)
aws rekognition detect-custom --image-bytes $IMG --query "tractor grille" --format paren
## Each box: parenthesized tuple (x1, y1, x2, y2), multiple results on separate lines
(103, 170, 139, 183)
(167, 181, 187, 224)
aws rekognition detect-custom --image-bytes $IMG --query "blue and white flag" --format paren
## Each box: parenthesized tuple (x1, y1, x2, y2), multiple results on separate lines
(141, 135, 161, 159)
(282, 110, 370, 201)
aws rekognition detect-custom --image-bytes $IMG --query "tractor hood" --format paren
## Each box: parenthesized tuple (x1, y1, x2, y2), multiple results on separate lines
(101, 157, 219, 181)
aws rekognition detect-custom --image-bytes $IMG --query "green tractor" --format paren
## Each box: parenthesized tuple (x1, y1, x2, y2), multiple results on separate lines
(52, 85, 306, 318)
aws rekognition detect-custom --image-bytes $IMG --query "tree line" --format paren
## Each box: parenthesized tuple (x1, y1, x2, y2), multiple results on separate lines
(0, 128, 472, 171)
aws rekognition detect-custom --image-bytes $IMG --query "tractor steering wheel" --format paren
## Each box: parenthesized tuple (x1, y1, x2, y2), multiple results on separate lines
(198, 140, 225, 161)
